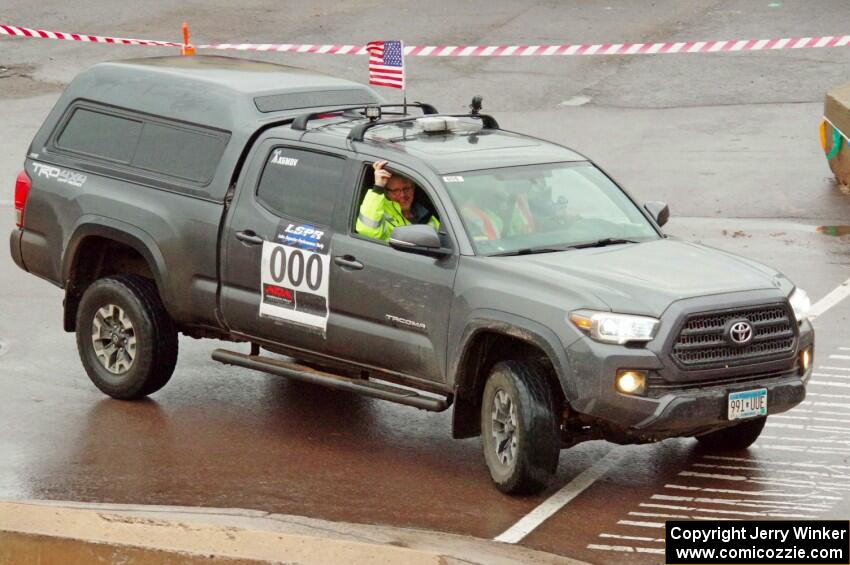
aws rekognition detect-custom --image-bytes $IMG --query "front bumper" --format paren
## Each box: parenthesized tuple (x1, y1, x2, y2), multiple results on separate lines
(564, 314, 814, 441)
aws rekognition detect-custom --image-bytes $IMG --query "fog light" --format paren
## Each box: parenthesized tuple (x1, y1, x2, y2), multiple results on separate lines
(800, 347, 813, 374)
(616, 370, 647, 395)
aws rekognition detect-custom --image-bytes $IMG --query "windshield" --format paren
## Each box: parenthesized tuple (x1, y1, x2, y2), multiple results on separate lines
(443, 162, 660, 255)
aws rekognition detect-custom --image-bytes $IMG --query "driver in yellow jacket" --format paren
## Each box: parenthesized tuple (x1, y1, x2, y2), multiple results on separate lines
(356, 160, 440, 241)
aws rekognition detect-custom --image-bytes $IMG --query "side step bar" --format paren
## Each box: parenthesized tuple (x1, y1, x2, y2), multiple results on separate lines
(211, 349, 451, 412)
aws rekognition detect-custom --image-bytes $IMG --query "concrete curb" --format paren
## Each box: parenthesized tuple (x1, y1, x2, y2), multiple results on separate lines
(0, 500, 586, 564)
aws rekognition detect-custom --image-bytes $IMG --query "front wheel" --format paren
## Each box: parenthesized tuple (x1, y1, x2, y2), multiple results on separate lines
(481, 360, 561, 495)
(696, 417, 767, 451)
(76, 275, 178, 400)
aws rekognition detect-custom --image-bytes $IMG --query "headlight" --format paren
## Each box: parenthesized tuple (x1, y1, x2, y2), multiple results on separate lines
(788, 287, 811, 323)
(569, 310, 660, 344)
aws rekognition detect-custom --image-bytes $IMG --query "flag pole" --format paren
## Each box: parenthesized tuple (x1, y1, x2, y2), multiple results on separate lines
(402, 40, 407, 115)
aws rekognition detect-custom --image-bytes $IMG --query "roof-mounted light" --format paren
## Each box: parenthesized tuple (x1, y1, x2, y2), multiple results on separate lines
(365, 105, 381, 121)
(417, 116, 471, 133)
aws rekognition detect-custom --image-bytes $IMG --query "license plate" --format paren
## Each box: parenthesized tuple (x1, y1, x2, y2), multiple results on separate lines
(728, 388, 767, 420)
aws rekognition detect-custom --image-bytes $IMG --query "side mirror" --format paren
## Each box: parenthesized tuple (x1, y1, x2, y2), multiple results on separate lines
(644, 201, 670, 227)
(389, 225, 451, 257)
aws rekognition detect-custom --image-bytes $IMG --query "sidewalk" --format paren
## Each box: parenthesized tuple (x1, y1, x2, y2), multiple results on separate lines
(0, 500, 585, 564)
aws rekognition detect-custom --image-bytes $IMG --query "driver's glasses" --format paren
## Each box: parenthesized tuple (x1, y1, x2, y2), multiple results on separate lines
(387, 186, 414, 196)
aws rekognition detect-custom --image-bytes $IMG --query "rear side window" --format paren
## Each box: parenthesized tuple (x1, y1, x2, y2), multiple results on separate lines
(133, 123, 227, 183)
(256, 148, 345, 225)
(54, 105, 229, 186)
(56, 109, 142, 163)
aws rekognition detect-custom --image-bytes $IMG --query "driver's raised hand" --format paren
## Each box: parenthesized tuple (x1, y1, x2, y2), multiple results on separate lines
(373, 160, 392, 188)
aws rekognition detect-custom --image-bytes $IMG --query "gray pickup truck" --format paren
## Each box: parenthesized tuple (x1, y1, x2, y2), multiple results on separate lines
(10, 55, 814, 494)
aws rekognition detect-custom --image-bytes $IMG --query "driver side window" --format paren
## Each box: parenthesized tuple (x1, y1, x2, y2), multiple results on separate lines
(352, 163, 441, 243)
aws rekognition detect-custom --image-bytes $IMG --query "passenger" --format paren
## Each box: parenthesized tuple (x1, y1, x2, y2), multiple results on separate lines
(458, 185, 534, 241)
(356, 160, 440, 241)
(461, 199, 503, 241)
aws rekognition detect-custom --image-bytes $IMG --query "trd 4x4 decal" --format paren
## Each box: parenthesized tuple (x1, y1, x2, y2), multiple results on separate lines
(32, 162, 87, 187)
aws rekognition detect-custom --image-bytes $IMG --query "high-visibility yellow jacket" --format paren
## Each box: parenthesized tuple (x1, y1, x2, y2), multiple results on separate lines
(355, 188, 440, 241)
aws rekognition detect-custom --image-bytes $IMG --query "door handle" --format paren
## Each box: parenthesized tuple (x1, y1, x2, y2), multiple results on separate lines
(236, 230, 264, 245)
(333, 255, 364, 270)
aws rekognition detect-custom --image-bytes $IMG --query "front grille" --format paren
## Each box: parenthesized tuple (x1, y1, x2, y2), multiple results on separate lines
(671, 303, 795, 369)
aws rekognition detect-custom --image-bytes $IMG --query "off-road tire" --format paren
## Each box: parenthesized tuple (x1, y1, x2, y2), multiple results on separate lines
(76, 275, 178, 399)
(696, 416, 767, 451)
(481, 359, 561, 495)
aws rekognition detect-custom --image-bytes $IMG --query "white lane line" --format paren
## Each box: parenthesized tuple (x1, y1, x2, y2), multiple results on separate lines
(772, 413, 850, 425)
(691, 464, 850, 480)
(618, 520, 664, 528)
(630, 511, 732, 521)
(651, 494, 830, 512)
(809, 277, 850, 320)
(809, 381, 850, 389)
(755, 444, 850, 456)
(588, 544, 665, 555)
(493, 447, 629, 543)
(812, 372, 850, 379)
(639, 502, 817, 519)
(801, 400, 850, 410)
(805, 391, 850, 399)
(599, 533, 664, 543)
(664, 484, 841, 500)
(679, 471, 850, 490)
(779, 409, 850, 419)
(767, 422, 850, 433)
(588, 544, 635, 553)
(819, 366, 850, 371)
(757, 436, 850, 447)
(830, 355, 850, 360)
(702, 454, 850, 471)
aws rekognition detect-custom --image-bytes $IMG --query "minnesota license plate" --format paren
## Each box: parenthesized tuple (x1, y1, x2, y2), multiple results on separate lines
(728, 388, 767, 420)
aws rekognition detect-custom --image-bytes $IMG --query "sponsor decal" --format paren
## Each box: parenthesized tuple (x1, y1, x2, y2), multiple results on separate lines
(442, 175, 464, 183)
(32, 162, 87, 187)
(269, 149, 298, 167)
(275, 221, 329, 253)
(263, 284, 295, 309)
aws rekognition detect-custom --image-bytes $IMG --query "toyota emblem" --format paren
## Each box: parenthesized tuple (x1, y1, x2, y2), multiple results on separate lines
(728, 320, 753, 346)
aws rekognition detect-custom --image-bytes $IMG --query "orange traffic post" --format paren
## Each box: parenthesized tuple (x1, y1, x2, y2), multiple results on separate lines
(181, 22, 195, 56)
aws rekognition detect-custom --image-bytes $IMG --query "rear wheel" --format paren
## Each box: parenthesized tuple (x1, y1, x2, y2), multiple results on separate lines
(696, 417, 767, 451)
(481, 360, 561, 495)
(76, 275, 178, 399)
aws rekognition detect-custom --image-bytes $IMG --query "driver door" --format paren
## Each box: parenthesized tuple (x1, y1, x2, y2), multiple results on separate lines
(325, 162, 458, 383)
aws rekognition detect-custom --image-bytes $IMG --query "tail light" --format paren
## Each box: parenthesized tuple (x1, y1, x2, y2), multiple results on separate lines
(14, 170, 30, 228)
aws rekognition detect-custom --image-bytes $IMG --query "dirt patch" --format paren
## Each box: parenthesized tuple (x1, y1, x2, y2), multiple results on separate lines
(0, 64, 64, 99)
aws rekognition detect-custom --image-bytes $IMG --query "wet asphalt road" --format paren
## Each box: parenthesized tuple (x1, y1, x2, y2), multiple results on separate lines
(3, 1, 850, 562)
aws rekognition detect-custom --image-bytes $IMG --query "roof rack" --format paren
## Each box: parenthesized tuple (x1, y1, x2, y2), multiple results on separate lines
(291, 103, 439, 131)
(347, 113, 500, 142)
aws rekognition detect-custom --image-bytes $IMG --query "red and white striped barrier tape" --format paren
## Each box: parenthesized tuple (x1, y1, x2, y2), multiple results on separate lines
(0, 24, 181, 47)
(198, 36, 850, 56)
(3, 24, 850, 56)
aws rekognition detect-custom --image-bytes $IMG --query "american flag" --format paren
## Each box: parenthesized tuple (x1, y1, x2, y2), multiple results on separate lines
(366, 39, 405, 89)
